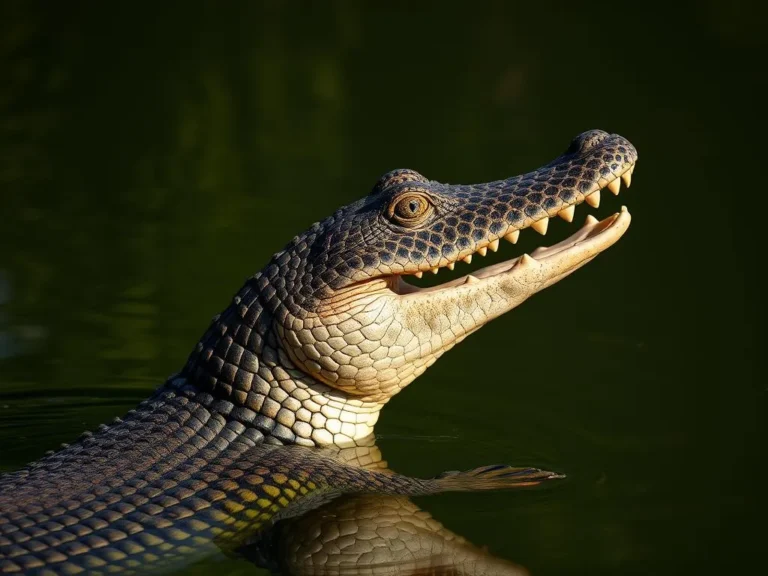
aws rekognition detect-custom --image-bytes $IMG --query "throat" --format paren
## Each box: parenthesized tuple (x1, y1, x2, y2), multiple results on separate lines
(166, 269, 392, 447)
(169, 370, 383, 447)
(173, 289, 384, 447)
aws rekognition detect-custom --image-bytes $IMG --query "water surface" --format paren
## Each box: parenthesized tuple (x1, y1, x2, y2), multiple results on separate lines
(0, 2, 761, 574)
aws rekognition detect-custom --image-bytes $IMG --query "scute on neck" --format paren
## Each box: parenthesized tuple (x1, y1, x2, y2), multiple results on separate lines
(179, 272, 384, 448)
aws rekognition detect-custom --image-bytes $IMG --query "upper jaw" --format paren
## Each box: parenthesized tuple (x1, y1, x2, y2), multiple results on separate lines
(408, 156, 636, 280)
(393, 135, 637, 296)
(324, 131, 637, 302)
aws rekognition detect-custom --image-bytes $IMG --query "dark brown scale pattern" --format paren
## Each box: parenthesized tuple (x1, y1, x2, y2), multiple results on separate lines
(255, 130, 637, 301)
(176, 279, 319, 445)
(178, 132, 635, 413)
(1, 406, 438, 575)
(174, 130, 637, 412)
(1, 130, 636, 574)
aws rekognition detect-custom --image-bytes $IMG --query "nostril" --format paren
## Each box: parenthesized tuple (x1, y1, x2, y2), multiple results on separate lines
(565, 129, 610, 155)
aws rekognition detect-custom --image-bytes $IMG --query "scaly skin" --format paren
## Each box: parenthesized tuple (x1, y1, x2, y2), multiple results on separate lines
(246, 441, 534, 576)
(255, 493, 532, 576)
(0, 130, 637, 574)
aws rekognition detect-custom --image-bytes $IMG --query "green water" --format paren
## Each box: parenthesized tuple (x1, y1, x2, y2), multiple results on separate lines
(0, 2, 761, 574)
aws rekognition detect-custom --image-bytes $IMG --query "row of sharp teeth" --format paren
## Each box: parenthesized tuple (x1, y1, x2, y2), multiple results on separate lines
(412, 165, 634, 278)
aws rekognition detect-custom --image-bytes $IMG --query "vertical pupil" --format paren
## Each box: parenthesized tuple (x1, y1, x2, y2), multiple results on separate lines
(409, 200, 419, 213)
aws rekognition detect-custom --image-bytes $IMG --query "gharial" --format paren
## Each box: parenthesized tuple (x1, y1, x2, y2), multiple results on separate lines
(0, 129, 637, 575)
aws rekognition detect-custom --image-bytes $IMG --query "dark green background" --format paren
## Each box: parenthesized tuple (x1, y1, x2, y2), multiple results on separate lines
(0, 1, 762, 574)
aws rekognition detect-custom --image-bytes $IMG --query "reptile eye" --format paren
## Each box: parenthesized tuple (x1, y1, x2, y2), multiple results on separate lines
(389, 194, 432, 225)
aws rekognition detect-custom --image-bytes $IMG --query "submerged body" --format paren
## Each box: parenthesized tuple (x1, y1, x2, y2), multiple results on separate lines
(0, 130, 637, 574)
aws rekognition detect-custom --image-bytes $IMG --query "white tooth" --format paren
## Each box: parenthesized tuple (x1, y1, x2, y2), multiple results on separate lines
(465, 275, 479, 284)
(447, 262, 455, 270)
(488, 239, 499, 252)
(518, 253, 536, 268)
(504, 230, 520, 244)
(629, 164, 635, 176)
(607, 178, 621, 195)
(558, 205, 575, 222)
(585, 190, 600, 208)
(431, 267, 439, 274)
(584, 214, 599, 227)
(462, 254, 472, 264)
(414, 271, 423, 278)
(477, 247, 487, 256)
(531, 217, 549, 235)
(621, 170, 632, 187)
(621, 205, 628, 213)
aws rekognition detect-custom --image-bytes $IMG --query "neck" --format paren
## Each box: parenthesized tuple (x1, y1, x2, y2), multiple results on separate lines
(172, 274, 384, 447)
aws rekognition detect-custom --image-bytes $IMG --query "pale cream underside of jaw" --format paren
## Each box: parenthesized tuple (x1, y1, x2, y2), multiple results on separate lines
(279, 207, 631, 443)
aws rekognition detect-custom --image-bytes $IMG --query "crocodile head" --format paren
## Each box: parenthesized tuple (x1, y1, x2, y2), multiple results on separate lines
(260, 129, 637, 405)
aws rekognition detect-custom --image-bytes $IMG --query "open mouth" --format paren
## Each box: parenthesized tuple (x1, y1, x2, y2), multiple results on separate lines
(393, 162, 635, 295)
